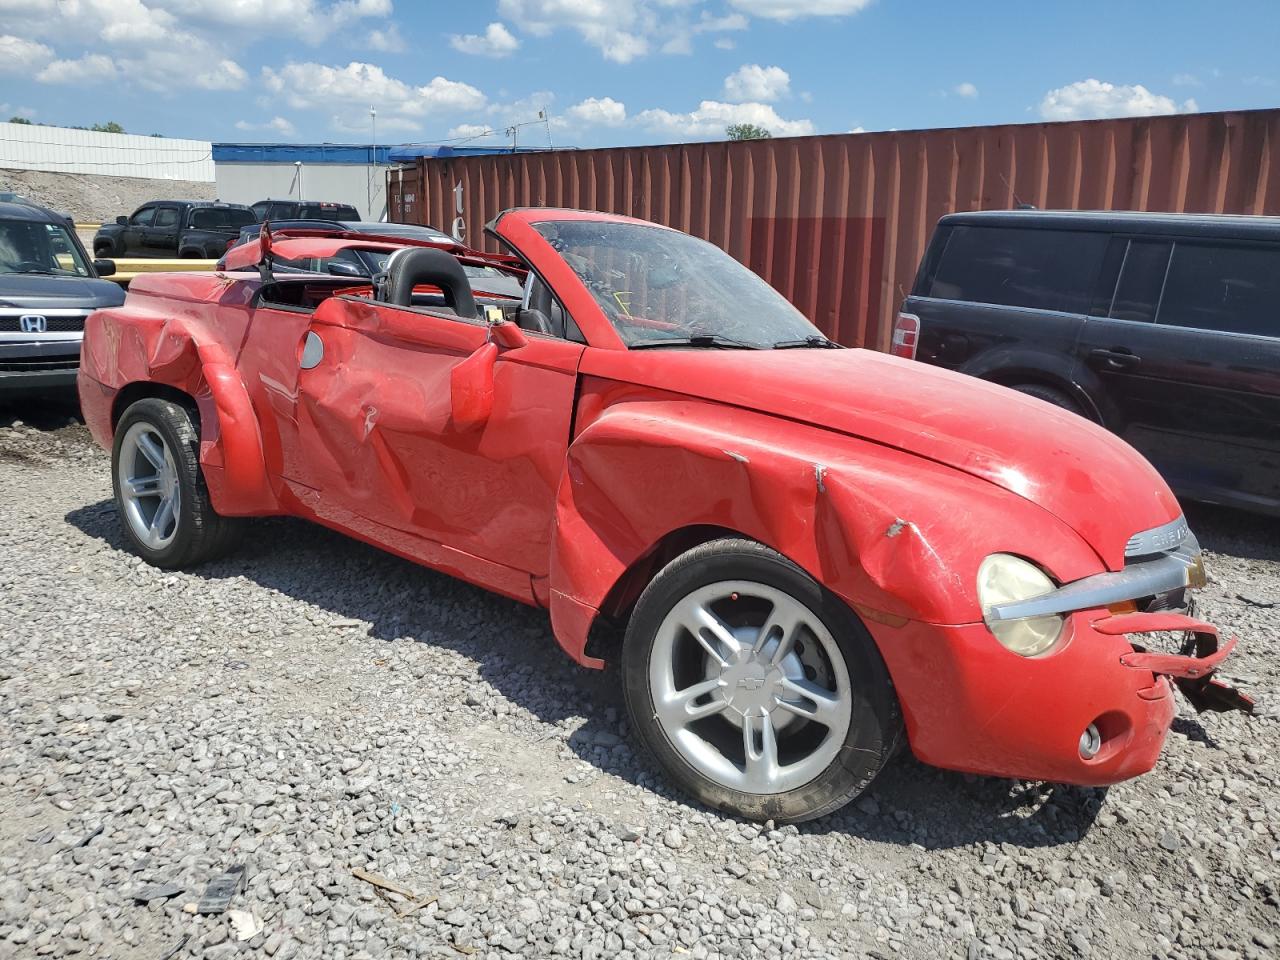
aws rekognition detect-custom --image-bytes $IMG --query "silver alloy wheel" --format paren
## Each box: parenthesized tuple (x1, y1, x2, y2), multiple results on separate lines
(649, 580, 853, 795)
(117, 421, 181, 550)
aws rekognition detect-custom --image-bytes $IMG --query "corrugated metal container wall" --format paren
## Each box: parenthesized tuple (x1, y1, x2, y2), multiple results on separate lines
(389, 109, 1280, 350)
(0, 121, 214, 181)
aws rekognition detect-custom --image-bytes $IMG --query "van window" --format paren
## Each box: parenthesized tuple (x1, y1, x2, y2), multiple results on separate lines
(1158, 242, 1280, 337)
(928, 225, 1106, 313)
(1109, 240, 1171, 323)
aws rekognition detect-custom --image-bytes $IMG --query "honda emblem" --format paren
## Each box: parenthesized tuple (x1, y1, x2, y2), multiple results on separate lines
(19, 314, 47, 333)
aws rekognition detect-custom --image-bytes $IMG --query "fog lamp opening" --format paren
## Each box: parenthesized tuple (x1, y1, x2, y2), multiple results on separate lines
(1079, 724, 1102, 760)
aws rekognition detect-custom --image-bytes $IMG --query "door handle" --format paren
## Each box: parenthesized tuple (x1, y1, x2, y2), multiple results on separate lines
(1089, 348, 1142, 371)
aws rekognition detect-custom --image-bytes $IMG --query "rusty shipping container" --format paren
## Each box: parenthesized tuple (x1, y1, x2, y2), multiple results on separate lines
(389, 109, 1280, 350)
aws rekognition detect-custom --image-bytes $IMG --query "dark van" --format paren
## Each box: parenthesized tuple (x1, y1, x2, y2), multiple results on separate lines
(897, 210, 1280, 516)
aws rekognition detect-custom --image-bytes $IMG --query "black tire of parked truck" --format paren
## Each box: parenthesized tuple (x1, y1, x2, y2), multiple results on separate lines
(1011, 383, 1087, 417)
(111, 398, 243, 569)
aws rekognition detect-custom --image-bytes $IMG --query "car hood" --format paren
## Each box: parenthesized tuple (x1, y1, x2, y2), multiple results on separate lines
(581, 347, 1179, 570)
(0, 274, 124, 309)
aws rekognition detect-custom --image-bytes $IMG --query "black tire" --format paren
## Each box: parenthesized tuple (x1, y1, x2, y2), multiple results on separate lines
(94, 242, 114, 258)
(111, 398, 242, 569)
(1011, 382, 1086, 416)
(622, 538, 902, 823)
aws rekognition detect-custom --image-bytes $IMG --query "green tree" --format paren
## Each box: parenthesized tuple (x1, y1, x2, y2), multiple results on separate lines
(90, 121, 126, 134)
(8, 116, 33, 125)
(726, 123, 772, 141)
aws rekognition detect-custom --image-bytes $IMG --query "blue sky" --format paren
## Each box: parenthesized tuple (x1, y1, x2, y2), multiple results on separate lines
(1, 0, 1277, 147)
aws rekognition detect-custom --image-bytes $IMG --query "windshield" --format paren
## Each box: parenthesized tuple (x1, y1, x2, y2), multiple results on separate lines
(533, 220, 821, 347)
(0, 219, 92, 277)
(190, 208, 256, 231)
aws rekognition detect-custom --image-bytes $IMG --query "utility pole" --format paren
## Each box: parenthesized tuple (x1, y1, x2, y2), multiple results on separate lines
(369, 105, 377, 220)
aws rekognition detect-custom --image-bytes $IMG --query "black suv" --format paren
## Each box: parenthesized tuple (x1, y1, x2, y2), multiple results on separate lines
(251, 199, 360, 222)
(898, 210, 1280, 516)
(93, 201, 257, 259)
(0, 200, 124, 392)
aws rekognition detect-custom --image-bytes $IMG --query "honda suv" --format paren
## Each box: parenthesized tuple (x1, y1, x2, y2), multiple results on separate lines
(0, 200, 123, 392)
(897, 210, 1280, 516)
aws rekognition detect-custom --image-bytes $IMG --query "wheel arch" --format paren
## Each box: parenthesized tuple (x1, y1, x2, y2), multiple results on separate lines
(960, 347, 1103, 423)
(112, 381, 201, 431)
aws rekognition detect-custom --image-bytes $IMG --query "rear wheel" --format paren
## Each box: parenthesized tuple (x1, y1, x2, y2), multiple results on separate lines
(111, 398, 241, 569)
(1011, 382, 1086, 416)
(622, 539, 901, 822)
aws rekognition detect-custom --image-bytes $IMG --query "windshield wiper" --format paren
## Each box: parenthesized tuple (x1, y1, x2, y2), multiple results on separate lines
(630, 334, 761, 350)
(772, 335, 843, 349)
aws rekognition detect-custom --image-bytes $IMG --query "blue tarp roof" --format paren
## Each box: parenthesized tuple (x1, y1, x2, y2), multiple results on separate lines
(212, 143, 549, 164)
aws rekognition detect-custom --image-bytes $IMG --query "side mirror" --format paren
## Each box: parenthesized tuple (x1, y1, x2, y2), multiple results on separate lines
(93, 259, 116, 277)
(490, 319, 527, 349)
(115, 215, 128, 225)
(450, 342, 498, 431)
(326, 260, 366, 278)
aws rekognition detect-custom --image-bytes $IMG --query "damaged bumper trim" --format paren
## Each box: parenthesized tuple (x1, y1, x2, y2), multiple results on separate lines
(987, 533, 1203, 623)
(1092, 611, 1255, 715)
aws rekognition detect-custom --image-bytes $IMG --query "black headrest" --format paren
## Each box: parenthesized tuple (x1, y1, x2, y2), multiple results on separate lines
(379, 247, 477, 319)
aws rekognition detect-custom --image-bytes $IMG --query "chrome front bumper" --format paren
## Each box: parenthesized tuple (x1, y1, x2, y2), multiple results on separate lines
(989, 516, 1204, 623)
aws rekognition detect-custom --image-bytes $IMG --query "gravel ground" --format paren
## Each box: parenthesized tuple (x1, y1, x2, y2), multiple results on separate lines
(1, 399, 1278, 960)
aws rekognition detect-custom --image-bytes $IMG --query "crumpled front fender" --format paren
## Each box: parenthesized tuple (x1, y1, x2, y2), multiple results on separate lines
(547, 394, 1105, 667)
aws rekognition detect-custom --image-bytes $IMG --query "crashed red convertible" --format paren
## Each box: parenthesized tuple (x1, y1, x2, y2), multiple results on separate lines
(78, 209, 1252, 822)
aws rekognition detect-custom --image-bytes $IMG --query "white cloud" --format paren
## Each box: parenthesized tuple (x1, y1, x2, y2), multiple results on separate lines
(567, 96, 626, 126)
(235, 116, 297, 136)
(36, 54, 120, 85)
(4, 2, 254, 91)
(451, 22, 520, 58)
(728, 0, 872, 22)
(195, 58, 249, 90)
(661, 10, 748, 55)
(953, 81, 978, 98)
(499, 0, 744, 62)
(366, 24, 405, 52)
(849, 125, 866, 133)
(154, 0, 392, 43)
(724, 64, 790, 102)
(638, 100, 815, 139)
(0, 34, 53, 71)
(447, 123, 496, 140)
(263, 62, 486, 119)
(330, 112, 420, 134)
(1038, 79, 1197, 121)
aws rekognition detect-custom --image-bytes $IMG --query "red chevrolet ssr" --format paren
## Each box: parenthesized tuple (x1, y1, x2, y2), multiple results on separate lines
(78, 209, 1251, 822)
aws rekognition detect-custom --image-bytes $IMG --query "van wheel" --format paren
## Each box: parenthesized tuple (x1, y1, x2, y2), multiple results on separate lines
(111, 398, 242, 569)
(1011, 383, 1085, 417)
(622, 539, 902, 823)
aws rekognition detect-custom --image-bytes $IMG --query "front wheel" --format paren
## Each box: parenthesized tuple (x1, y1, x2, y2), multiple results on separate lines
(111, 398, 241, 569)
(622, 539, 902, 822)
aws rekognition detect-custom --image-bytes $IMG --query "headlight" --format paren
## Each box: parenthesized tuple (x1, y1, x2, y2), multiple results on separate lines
(977, 554, 1064, 657)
